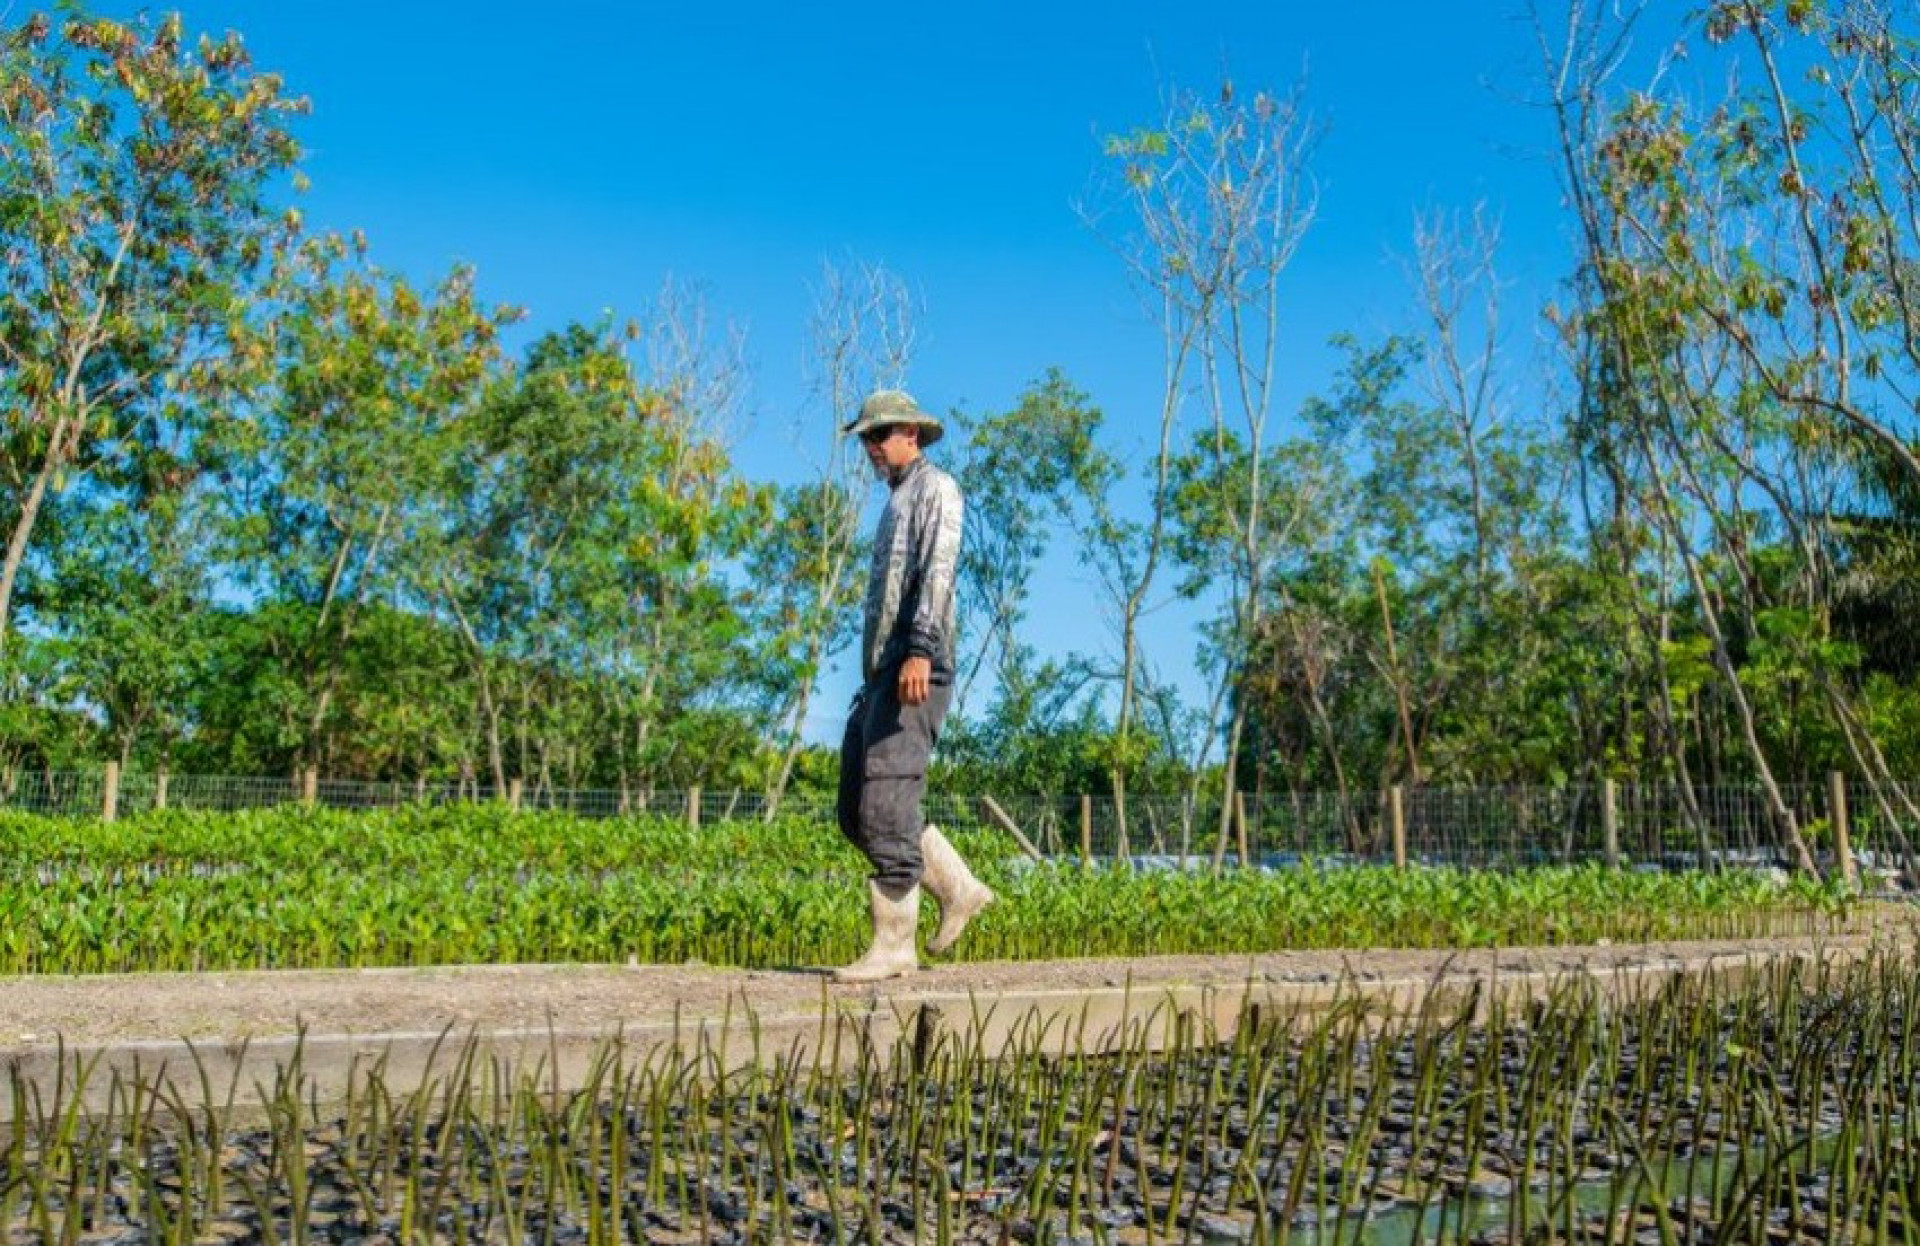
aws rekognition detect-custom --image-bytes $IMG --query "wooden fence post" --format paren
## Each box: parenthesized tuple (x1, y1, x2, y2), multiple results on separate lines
(507, 777, 524, 812)
(1601, 778, 1620, 869)
(1234, 790, 1251, 868)
(301, 765, 318, 809)
(1389, 784, 1407, 870)
(155, 766, 170, 811)
(1829, 770, 1858, 888)
(686, 785, 701, 830)
(979, 796, 1044, 863)
(101, 761, 120, 823)
(1079, 795, 1093, 870)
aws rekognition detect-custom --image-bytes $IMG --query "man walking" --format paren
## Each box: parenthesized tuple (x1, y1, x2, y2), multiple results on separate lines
(833, 389, 994, 983)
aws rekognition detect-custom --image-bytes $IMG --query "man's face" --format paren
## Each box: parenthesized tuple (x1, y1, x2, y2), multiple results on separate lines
(861, 424, 920, 476)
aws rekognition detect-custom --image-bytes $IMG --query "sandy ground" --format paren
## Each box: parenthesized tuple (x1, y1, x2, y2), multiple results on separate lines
(1, 908, 1910, 1050)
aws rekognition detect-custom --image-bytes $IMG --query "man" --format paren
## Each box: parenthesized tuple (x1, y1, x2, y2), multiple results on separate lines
(833, 389, 994, 983)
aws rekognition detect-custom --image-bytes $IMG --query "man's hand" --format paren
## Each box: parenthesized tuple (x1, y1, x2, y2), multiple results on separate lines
(899, 656, 932, 706)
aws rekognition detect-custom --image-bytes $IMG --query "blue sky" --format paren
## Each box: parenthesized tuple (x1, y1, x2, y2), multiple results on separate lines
(90, 0, 1688, 739)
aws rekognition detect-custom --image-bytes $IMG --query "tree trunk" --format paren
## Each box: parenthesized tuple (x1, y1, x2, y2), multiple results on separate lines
(1209, 703, 1249, 874)
(477, 670, 505, 794)
(0, 419, 72, 657)
(1371, 561, 1423, 785)
(1630, 529, 1714, 868)
(765, 675, 816, 821)
(1819, 673, 1920, 890)
(301, 505, 393, 767)
(1633, 423, 1818, 875)
(1111, 606, 1142, 857)
(2, 225, 136, 654)
(440, 586, 506, 794)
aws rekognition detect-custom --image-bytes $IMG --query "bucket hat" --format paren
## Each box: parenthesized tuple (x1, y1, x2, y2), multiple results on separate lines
(843, 389, 944, 447)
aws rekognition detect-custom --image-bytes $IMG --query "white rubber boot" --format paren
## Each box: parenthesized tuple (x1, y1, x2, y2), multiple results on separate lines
(920, 824, 995, 956)
(833, 882, 921, 983)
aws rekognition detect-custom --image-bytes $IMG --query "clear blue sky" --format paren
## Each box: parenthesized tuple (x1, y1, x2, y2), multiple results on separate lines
(91, 0, 1689, 740)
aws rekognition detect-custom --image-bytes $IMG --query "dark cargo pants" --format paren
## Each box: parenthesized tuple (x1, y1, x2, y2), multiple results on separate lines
(837, 669, 952, 899)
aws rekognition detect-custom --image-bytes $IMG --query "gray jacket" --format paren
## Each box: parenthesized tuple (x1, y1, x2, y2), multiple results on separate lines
(860, 456, 963, 684)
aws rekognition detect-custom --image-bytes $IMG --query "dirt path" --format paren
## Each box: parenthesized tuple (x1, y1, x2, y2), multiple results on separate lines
(3, 915, 1909, 1050)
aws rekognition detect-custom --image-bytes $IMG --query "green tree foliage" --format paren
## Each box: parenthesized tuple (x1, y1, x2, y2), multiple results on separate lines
(10, 1, 1920, 833)
(243, 237, 516, 772)
(0, 7, 305, 661)
(953, 369, 1103, 716)
(415, 307, 763, 793)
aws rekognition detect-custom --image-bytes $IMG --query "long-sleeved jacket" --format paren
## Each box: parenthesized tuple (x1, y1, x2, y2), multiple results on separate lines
(860, 455, 963, 684)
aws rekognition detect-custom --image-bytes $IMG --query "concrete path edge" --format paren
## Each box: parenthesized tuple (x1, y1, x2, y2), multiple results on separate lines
(0, 934, 1900, 1120)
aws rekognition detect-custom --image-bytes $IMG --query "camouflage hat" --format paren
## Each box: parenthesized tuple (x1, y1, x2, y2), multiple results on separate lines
(843, 389, 944, 447)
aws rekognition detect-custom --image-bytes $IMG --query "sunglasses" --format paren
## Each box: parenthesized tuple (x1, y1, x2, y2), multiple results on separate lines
(859, 424, 901, 445)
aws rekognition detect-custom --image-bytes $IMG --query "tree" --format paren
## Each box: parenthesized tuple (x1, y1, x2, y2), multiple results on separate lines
(952, 369, 1102, 720)
(0, 632, 89, 787)
(414, 284, 758, 795)
(0, 8, 305, 662)
(416, 323, 629, 791)
(1169, 424, 1338, 859)
(1541, 0, 1826, 870)
(246, 235, 514, 773)
(1086, 75, 1317, 856)
(608, 281, 763, 793)
(753, 261, 914, 816)
(36, 461, 216, 769)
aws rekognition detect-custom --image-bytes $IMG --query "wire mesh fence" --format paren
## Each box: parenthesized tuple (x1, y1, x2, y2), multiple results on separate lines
(2, 768, 1915, 879)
